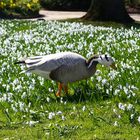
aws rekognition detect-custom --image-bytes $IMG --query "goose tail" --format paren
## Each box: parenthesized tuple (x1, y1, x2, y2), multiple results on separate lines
(14, 60, 25, 65)
(19, 68, 34, 74)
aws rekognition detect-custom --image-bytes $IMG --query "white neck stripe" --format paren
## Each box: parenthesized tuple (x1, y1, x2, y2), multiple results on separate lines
(88, 59, 98, 69)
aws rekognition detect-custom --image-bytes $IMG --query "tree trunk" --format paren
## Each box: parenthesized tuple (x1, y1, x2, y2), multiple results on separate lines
(83, 0, 134, 23)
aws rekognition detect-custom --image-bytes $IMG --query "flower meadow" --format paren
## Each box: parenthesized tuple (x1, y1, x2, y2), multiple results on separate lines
(0, 20, 140, 139)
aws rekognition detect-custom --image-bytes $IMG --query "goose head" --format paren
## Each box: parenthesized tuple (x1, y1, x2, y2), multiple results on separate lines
(88, 54, 117, 70)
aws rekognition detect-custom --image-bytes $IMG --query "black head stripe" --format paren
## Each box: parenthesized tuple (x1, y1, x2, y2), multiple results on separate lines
(105, 55, 109, 61)
(100, 56, 103, 60)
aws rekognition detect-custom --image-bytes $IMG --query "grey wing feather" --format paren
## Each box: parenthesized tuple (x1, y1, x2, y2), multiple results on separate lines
(38, 57, 81, 72)
(24, 56, 68, 72)
(22, 52, 86, 74)
(24, 56, 43, 67)
(34, 53, 85, 72)
(24, 56, 60, 72)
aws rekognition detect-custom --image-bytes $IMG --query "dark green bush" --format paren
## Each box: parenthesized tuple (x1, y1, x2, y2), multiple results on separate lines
(40, 0, 91, 11)
(40, 0, 140, 13)
(0, 0, 41, 18)
(125, 0, 140, 6)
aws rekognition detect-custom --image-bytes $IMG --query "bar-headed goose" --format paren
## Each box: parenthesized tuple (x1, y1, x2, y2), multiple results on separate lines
(15, 52, 117, 97)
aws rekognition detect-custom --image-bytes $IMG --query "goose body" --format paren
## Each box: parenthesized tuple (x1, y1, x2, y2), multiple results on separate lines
(15, 52, 116, 97)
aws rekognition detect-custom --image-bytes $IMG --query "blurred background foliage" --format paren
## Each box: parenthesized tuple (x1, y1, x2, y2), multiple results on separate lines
(0, 0, 41, 18)
(126, 0, 140, 6)
(0, 0, 140, 18)
(40, 0, 140, 11)
(40, 0, 91, 11)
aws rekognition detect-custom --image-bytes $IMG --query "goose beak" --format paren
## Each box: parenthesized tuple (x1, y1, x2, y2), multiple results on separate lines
(110, 63, 117, 70)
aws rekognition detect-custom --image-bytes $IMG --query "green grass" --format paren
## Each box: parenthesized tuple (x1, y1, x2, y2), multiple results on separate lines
(1, 101, 140, 139)
(0, 20, 140, 139)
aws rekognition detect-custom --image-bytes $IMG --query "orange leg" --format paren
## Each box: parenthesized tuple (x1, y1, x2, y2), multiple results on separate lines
(64, 84, 68, 94)
(56, 83, 63, 97)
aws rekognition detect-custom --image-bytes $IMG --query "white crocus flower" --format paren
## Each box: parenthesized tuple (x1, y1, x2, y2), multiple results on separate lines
(82, 106, 86, 112)
(127, 104, 133, 111)
(48, 112, 55, 120)
(102, 79, 107, 85)
(113, 121, 118, 126)
(138, 116, 140, 124)
(118, 103, 126, 111)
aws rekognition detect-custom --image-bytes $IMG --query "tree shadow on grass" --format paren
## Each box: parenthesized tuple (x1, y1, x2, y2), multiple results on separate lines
(125, 21, 140, 28)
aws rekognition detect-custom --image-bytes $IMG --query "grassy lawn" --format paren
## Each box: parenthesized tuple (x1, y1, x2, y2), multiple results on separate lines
(0, 20, 140, 139)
